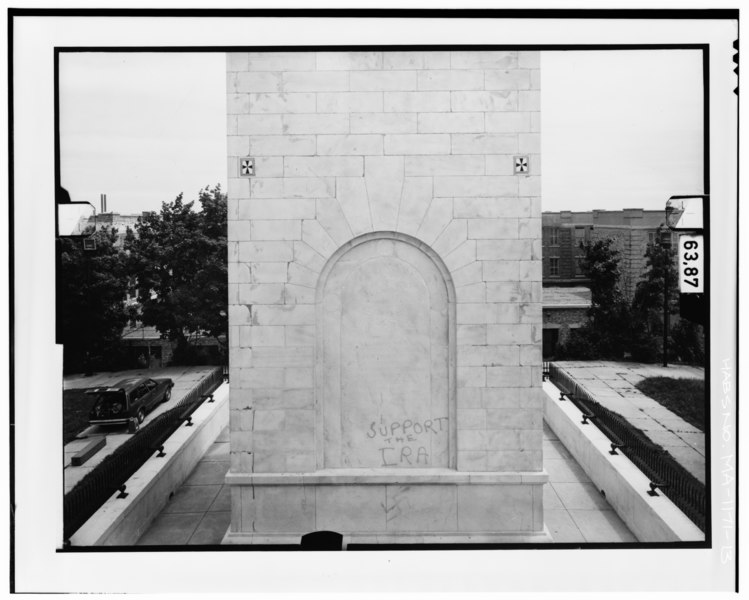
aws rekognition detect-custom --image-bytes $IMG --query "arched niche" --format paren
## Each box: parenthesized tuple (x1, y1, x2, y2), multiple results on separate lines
(315, 232, 456, 470)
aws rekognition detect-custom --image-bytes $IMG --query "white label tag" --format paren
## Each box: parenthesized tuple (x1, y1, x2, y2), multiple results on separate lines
(678, 233, 704, 293)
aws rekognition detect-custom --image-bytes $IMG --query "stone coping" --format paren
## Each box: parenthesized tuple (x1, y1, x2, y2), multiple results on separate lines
(225, 469, 548, 486)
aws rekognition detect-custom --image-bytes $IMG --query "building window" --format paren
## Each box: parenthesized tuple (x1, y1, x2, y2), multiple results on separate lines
(574, 226, 586, 248)
(649, 230, 672, 248)
(574, 227, 587, 276)
(549, 227, 559, 245)
(549, 257, 559, 276)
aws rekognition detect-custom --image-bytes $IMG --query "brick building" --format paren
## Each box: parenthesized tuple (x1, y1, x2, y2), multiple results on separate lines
(540, 208, 674, 358)
(77, 211, 144, 248)
(542, 208, 672, 301)
(541, 286, 591, 357)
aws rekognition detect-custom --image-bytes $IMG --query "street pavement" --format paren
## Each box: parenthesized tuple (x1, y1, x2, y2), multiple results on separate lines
(552, 361, 705, 483)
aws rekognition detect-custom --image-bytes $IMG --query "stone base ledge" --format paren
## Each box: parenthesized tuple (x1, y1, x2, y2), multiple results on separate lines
(223, 527, 553, 546)
(224, 474, 546, 544)
(225, 469, 548, 486)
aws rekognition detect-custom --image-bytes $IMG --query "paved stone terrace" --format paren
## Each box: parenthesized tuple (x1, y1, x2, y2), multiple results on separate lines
(543, 423, 635, 543)
(136, 427, 231, 545)
(137, 423, 636, 545)
(552, 361, 705, 484)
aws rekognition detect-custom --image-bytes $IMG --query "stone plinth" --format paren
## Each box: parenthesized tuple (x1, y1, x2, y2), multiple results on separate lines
(224, 470, 548, 545)
(225, 50, 547, 544)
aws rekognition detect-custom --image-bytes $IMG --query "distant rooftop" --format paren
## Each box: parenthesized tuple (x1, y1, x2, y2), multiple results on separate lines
(122, 325, 162, 341)
(121, 325, 226, 345)
(541, 208, 666, 229)
(542, 286, 592, 308)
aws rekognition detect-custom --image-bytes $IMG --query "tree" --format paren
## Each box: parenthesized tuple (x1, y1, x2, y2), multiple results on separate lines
(578, 239, 626, 322)
(127, 185, 228, 362)
(631, 227, 680, 362)
(632, 230, 679, 333)
(57, 227, 131, 374)
(569, 238, 631, 358)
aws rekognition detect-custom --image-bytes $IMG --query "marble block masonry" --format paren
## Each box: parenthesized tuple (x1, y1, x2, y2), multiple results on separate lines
(223, 50, 549, 544)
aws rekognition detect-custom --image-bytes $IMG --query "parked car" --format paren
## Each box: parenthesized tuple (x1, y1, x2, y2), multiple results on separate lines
(87, 377, 174, 429)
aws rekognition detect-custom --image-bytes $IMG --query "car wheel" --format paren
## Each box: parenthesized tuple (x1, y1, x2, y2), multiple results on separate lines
(163, 388, 171, 403)
(137, 408, 145, 424)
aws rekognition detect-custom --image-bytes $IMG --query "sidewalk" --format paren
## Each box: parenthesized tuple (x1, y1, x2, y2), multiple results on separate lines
(552, 361, 705, 484)
(136, 424, 636, 545)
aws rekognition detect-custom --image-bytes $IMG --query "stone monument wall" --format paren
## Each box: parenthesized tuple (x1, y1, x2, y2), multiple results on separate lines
(224, 50, 546, 544)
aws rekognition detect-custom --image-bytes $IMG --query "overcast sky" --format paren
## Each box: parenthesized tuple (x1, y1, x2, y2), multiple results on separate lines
(59, 53, 227, 215)
(542, 50, 703, 211)
(59, 50, 704, 215)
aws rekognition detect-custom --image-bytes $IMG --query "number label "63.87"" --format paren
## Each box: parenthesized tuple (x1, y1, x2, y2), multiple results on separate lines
(679, 234, 704, 293)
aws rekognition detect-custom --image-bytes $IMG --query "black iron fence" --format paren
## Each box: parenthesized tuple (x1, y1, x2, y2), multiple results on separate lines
(548, 363, 706, 532)
(63, 366, 225, 542)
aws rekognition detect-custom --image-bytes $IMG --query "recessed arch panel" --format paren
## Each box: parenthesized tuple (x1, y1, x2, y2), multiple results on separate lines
(315, 232, 457, 469)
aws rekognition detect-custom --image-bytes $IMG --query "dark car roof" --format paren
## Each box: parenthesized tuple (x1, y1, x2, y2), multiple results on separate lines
(87, 376, 171, 395)
(107, 377, 151, 392)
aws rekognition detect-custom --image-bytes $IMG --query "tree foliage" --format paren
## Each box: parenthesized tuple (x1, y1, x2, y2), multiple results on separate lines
(57, 227, 131, 374)
(127, 185, 228, 359)
(630, 229, 681, 362)
(632, 231, 679, 335)
(557, 230, 704, 365)
(578, 238, 624, 312)
(569, 238, 631, 359)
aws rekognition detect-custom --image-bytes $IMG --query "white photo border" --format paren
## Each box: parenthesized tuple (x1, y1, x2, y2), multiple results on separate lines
(8, 8, 739, 595)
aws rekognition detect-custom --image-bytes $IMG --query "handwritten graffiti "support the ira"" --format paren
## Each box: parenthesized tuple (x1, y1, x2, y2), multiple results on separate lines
(366, 417, 448, 467)
(366, 417, 448, 441)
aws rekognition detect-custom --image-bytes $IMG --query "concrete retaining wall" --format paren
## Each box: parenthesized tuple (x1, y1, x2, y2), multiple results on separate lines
(542, 380, 703, 542)
(69, 383, 229, 546)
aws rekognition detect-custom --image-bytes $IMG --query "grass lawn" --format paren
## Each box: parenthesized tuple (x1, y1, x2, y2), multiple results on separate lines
(635, 377, 705, 432)
(63, 389, 97, 444)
